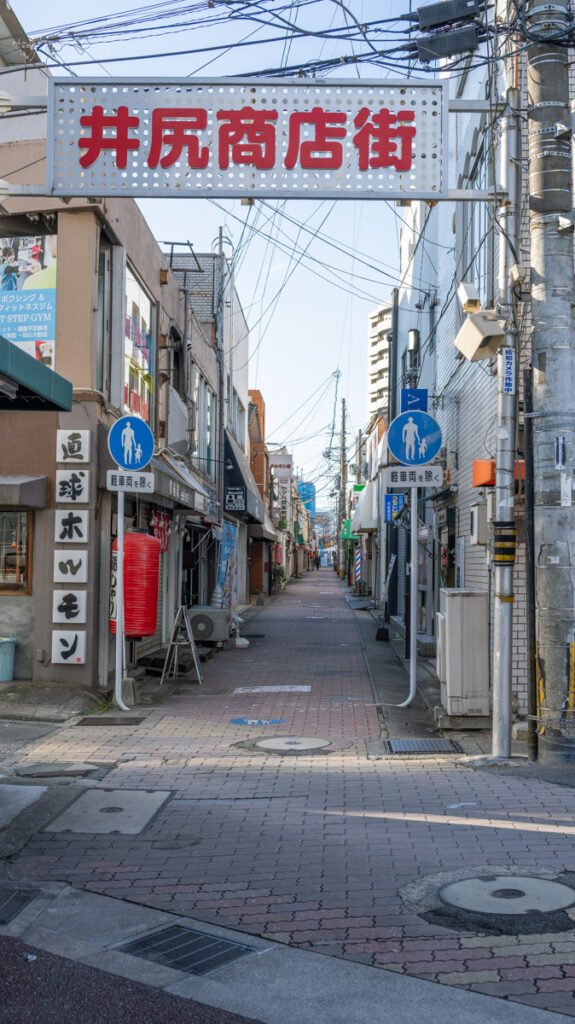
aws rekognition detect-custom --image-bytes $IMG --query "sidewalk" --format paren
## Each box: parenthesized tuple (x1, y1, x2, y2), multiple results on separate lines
(1, 570, 575, 1019)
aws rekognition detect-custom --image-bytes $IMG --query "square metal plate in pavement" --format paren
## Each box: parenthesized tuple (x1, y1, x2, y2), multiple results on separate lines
(43, 789, 170, 834)
(119, 925, 255, 975)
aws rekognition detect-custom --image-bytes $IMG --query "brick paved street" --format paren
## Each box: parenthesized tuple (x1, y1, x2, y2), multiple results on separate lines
(7, 569, 575, 1016)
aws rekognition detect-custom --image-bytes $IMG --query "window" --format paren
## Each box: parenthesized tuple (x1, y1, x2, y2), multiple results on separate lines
(96, 245, 111, 393)
(0, 511, 32, 593)
(124, 266, 156, 423)
(188, 361, 216, 480)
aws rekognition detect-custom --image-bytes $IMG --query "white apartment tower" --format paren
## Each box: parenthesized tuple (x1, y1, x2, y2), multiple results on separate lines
(368, 303, 392, 419)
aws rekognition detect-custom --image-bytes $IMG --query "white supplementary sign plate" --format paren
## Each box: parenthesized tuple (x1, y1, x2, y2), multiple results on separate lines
(383, 465, 444, 487)
(106, 470, 154, 492)
(48, 78, 447, 199)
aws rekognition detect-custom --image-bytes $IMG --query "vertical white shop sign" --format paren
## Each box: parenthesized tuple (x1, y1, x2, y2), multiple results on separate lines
(51, 630, 87, 665)
(54, 510, 89, 544)
(55, 469, 90, 504)
(52, 589, 87, 624)
(56, 429, 91, 463)
(53, 550, 88, 584)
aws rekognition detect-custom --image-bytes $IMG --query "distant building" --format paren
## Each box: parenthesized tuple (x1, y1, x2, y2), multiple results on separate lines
(368, 304, 392, 419)
(297, 480, 316, 523)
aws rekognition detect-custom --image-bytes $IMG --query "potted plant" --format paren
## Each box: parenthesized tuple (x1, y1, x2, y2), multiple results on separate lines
(272, 564, 287, 590)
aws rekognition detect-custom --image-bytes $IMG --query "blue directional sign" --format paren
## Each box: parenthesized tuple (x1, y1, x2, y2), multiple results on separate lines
(388, 410, 442, 466)
(108, 415, 154, 471)
(400, 388, 428, 413)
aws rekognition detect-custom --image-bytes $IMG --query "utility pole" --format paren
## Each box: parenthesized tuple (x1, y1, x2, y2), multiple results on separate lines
(356, 429, 363, 485)
(492, 50, 520, 757)
(211, 227, 227, 608)
(338, 398, 347, 578)
(527, 0, 575, 762)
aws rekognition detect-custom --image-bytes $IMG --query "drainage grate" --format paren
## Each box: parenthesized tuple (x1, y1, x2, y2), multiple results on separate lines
(75, 717, 145, 727)
(119, 925, 255, 975)
(0, 888, 39, 924)
(383, 738, 462, 755)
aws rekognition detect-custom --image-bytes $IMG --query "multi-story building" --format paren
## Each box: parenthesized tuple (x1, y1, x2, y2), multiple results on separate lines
(0, 8, 259, 688)
(165, 248, 264, 608)
(368, 304, 393, 419)
(247, 389, 278, 598)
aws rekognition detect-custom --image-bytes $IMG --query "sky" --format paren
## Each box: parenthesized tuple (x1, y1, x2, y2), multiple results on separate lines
(11, 0, 413, 508)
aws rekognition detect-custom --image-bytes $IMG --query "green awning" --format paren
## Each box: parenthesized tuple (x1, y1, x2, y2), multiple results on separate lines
(0, 335, 72, 411)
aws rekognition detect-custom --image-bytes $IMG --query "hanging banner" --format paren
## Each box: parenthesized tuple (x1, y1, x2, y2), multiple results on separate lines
(48, 78, 447, 200)
(216, 521, 239, 625)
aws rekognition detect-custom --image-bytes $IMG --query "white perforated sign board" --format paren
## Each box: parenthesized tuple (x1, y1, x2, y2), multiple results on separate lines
(48, 78, 447, 200)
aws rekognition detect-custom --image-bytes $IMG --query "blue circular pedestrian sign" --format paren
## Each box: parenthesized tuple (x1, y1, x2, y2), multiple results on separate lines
(388, 410, 442, 466)
(108, 416, 154, 471)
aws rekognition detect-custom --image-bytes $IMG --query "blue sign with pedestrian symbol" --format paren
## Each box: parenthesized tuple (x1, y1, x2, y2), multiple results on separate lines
(108, 416, 154, 471)
(388, 410, 442, 466)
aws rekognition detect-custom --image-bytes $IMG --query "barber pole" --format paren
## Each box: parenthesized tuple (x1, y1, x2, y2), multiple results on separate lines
(355, 546, 362, 584)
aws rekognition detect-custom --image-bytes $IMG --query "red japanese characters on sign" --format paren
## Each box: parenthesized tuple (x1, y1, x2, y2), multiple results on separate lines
(78, 103, 416, 173)
(49, 79, 446, 199)
(151, 511, 170, 553)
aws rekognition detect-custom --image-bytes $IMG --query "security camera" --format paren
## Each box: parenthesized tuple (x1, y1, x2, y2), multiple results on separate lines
(457, 281, 481, 313)
(454, 310, 506, 361)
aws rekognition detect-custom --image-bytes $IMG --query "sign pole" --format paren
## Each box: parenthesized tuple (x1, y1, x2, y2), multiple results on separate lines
(107, 414, 155, 712)
(399, 486, 419, 708)
(114, 487, 129, 711)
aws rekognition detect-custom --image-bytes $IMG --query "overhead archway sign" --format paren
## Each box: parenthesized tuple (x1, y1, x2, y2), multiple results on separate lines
(48, 78, 447, 201)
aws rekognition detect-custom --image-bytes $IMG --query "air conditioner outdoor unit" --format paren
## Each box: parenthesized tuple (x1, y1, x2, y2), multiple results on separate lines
(188, 607, 231, 643)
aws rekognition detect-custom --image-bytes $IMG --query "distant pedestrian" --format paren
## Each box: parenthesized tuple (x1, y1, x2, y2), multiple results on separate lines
(314, 554, 321, 571)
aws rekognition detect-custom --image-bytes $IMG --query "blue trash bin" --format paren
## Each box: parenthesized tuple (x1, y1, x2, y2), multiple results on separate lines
(0, 638, 16, 683)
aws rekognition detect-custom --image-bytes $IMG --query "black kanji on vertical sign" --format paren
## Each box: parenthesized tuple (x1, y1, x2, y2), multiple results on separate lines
(59, 512, 85, 541)
(57, 593, 80, 620)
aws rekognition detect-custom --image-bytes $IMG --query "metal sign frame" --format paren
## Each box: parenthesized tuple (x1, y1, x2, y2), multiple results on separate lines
(47, 77, 448, 201)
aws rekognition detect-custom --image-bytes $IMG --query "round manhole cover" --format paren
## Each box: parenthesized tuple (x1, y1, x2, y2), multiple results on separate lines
(439, 875, 575, 916)
(255, 736, 331, 752)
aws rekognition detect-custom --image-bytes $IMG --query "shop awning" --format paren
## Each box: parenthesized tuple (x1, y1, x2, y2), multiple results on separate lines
(248, 511, 278, 542)
(0, 335, 72, 411)
(152, 452, 210, 514)
(351, 481, 378, 533)
(224, 430, 264, 524)
(0, 475, 48, 508)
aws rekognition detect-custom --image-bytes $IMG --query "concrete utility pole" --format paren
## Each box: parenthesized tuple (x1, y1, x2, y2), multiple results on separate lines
(492, 64, 520, 758)
(211, 227, 227, 608)
(356, 429, 363, 485)
(527, 0, 575, 762)
(338, 398, 347, 578)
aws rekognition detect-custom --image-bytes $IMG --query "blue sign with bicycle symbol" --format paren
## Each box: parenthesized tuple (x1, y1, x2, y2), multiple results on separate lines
(387, 410, 442, 466)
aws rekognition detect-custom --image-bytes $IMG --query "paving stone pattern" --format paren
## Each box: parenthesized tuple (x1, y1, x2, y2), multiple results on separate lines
(8, 572, 575, 1016)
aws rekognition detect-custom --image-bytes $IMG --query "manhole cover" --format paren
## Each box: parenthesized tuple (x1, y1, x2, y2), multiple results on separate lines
(439, 875, 575, 915)
(0, 888, 39, 924)
(255, 736, 331, 752)
(119, 925, 254, 975)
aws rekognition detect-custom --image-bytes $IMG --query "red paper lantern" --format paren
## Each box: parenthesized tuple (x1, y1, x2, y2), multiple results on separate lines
(110, 532, 161, 638)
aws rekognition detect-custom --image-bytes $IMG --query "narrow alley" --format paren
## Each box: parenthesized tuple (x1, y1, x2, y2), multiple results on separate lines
(2, 572, 575, 1019)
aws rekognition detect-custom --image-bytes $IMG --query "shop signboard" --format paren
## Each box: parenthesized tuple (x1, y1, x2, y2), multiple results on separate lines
(47, 78, 448, 201)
